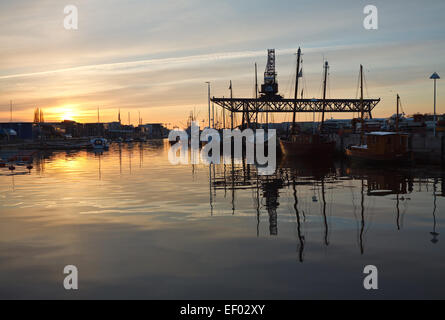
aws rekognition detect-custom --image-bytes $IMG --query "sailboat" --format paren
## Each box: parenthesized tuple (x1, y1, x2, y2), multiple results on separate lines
(280, 47, 336, 158)
(346, 68, 411, 163)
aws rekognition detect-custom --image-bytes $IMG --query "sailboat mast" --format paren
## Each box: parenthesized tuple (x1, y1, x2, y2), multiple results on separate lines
(230, 80, 234, 130)
(396, 94, 400, 133)
(360, 65, 364, 145)
(292, 47, 301, 134)
(321, 60, 329, 129)
(255, 63, 258, 129)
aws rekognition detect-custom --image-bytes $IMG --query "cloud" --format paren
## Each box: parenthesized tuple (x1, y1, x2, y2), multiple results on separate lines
(0, 0, 444, 124)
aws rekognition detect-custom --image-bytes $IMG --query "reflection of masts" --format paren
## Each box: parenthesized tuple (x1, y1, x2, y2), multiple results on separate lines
(119, 144, 122, 174)
(263, 178, 279, 236)
(256, 170, 260, 237)
(431, 179, 439, 244)
(209, 164, 214, 215)
(396, 193, 400, 230)
(11, 174, 15, 191)
(292, 178, 305, 262)
(128, 146, 132, 174)
(359, 178, 365, 254)
(98, 152, 102, 180)
(231, 159, 235, 214)
(321, 177, 329, 246)
(139, 142, 143, 168)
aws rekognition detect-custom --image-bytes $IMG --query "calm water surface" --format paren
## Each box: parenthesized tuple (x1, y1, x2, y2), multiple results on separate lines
(1, 140, 444, 299)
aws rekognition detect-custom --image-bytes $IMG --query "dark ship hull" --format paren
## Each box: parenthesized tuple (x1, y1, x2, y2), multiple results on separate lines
(279, 134, 336, 158)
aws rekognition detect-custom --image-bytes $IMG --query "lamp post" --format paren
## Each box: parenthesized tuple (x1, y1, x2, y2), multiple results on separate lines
(205, 82, 211, 128)
(430, 72, 440, 137)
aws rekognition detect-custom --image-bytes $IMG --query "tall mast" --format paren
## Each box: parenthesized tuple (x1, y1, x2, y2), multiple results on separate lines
(292, 47, 301, 134)
(10, 100, 12, 122)
(321, 60, 329, 129)
(230, 80, 233, 130)
(255, 62, 258, 129)
(206, 82, 211, 128)
(97, 107, 100, 123)
(396, 94, 400, 133)
(360, 65, 364, 145)
(212, 102, 215, 128)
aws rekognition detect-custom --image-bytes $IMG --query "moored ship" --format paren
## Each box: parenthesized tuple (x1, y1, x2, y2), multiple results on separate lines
(346, 131, 411, 162)
(280, 48, 335, 158)
(346, 83, 412, 163)
(280, 133, 335, 158)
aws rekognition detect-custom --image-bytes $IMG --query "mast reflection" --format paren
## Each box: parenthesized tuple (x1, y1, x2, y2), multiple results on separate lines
(210, 157, 443, 261)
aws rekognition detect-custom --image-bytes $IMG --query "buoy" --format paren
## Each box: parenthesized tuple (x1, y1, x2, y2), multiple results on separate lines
(27, 164, 33, 170)
(8, 164, 15, 171)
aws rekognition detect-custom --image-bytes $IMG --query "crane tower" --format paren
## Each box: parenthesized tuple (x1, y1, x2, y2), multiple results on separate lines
(260, 49, 279, 97)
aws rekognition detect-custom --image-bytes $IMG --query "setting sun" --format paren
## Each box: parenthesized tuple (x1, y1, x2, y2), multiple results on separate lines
(62, 109, 75, 121)
(50, 105, 78, 121)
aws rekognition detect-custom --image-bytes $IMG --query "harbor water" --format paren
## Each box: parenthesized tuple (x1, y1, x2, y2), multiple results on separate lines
(0, 140, 444, 299)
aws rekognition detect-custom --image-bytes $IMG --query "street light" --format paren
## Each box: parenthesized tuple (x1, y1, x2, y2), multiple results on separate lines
(205, 82, 211, 128)
(430, 72, 440, 137)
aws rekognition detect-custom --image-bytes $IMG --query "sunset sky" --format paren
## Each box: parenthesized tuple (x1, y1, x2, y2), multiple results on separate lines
(0, 0, 444, 127)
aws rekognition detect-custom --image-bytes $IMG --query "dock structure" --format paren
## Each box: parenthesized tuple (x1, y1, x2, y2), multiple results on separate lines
(211, 97, 380, 127)
(211, 97, 380, 115)
(210, 48, 380, 128)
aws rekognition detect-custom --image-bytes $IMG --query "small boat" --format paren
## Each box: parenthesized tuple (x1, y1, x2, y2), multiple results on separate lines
(346, 94, 411, 163)
(346, 131, 411, 163)
(90, 138, 109, 150)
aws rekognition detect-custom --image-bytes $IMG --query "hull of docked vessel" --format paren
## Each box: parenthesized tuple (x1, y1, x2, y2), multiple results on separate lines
(345, 146, 411, 163)
(279, 134, 336, 159)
